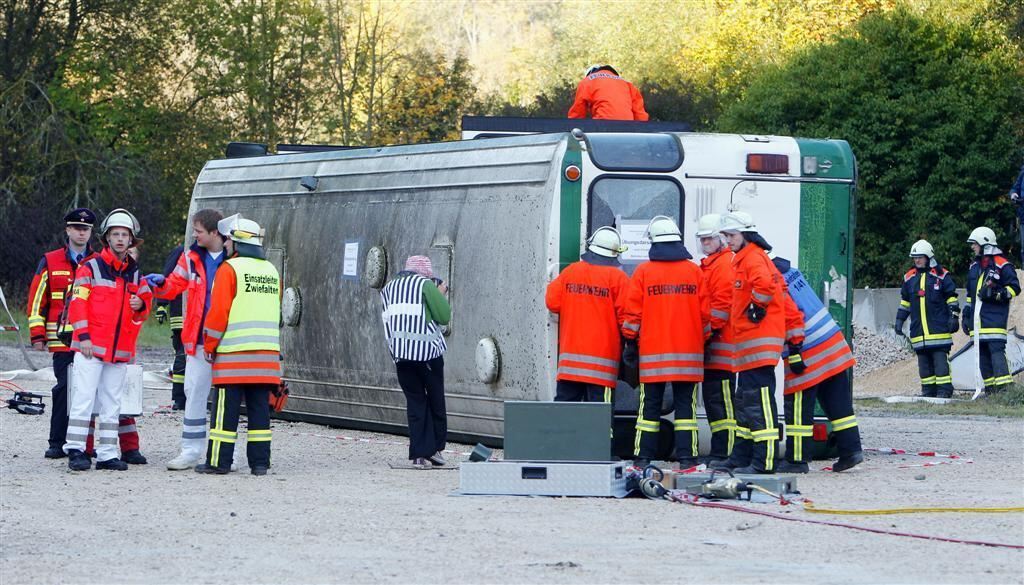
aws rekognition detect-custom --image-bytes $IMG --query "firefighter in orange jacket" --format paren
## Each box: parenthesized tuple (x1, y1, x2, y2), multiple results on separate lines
(775, 257, 863, 473)
(27, 208, 95, 459)
(195, 215, 281, 476)
(622, 216, 709, 468)
(567, 64, 649, 121)
(695, 214, 738, 467)
(717, 212, 785, 474)
(546, 226, 630, 402)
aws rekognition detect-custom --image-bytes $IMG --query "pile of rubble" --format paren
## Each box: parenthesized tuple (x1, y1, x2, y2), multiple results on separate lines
(852, 323, 914, 377)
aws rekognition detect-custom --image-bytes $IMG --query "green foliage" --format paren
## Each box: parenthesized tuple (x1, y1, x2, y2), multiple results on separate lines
(718, 8, 1024, 286)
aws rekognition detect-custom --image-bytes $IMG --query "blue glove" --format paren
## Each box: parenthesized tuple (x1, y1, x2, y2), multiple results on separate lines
(145, 273, 165, 287)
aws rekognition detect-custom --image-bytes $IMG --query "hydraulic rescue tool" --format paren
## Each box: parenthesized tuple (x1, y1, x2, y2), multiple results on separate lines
(6, 391, 46, 415)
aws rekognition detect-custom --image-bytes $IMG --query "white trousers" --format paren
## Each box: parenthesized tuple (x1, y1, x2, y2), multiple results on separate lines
(180, 352, 214, 459)
(64, 353, 126, 462)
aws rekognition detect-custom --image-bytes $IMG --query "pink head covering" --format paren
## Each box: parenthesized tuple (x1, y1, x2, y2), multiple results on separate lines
(404, 255, 434, 278)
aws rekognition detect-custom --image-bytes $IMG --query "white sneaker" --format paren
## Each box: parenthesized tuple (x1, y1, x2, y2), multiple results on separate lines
(166, 454, 200, 470)
(230, 462, 239, 472)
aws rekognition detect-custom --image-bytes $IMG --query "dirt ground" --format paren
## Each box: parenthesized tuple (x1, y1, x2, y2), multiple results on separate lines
(2, 347, 1023, 584)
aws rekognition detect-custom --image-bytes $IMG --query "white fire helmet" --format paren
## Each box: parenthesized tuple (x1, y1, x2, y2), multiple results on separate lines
(909, 239, 934, 259)
(100, 208, 141, 243)
(218, 214, 264, 247)
(695, 213, 726, 255)
(719, 211, 756, 234)
(587, 226, 626, 258)
(966, 226, 997, 247)
(646, 215, 682, 243)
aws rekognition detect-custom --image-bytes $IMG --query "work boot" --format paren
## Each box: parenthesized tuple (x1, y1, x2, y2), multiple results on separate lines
(936, 390, 954, 399)
(706, 458, 732, 469)
(194, 463, 230, 475)
(733, 465, 775, 475)
(775, 460, 809, 474)
(67, 450, 91, 471)
(172, 401, 185, 411)
(251, 465, 268, 476)
(428, 451, 447, 466)
(122, 450, 148, 465)
(831, 451, 864, 473)
(166, 453, 200, 471)
(45, 446, 66, 459)
(96, 458, 129, 471)
(631, 458, 651, 470)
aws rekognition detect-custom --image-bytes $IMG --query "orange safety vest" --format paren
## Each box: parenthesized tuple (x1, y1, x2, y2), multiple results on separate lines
(784, 330, 855, 394)
(622, 260, 709, 382)
(546, 260, 630, 387)
(730, 244, 785, 371)
(701, 249, 736, 372)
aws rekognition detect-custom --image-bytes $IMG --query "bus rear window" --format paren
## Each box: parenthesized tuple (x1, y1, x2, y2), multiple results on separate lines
(586, 133, 682, 172)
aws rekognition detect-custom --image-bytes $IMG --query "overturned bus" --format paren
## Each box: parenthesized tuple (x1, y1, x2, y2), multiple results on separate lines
(186, 116, 857, 454)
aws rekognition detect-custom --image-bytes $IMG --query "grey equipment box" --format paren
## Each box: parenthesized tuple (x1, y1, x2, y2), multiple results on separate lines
(503, 401, 612, 461)
(459, 461, 628, 498)
(672, 472, 799, 495)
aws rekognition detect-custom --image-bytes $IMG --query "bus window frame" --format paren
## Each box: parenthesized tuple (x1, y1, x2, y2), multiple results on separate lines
(582, 133, 685, 173)
(585, 174, 686, 240)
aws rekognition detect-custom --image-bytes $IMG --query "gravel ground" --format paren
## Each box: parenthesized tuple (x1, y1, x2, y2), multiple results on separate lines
(852, 324, 915, 378)
(2, 348, 1023, 584)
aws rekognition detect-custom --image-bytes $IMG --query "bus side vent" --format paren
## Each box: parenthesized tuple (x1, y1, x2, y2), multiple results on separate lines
(695, 184, 715, 218)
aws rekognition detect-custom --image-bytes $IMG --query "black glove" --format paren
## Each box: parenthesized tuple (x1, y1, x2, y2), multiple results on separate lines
(993, 287, 1013, 303)
(947, 312, 959, 333)
(980, 285, 995, 301)
(622, 339, 639, 369)
(962, 313, 972, 335)
(154, 305, 169, 325)
(787, 344, 806, 374)
(746, 302, 767, 323)
(894, 320, 905, 337)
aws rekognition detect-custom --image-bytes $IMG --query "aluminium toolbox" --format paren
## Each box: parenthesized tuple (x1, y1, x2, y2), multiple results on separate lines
(459, 461, 628, 497)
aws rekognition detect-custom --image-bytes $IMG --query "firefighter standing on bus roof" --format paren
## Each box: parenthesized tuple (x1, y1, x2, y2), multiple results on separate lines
(546, 226, 630, 404)
(155, 244, 186, 410)
(774, 257, 863, 473)
(695, 214, 738, 467)
(716, 211, 784, 474)
(622, 216, 709, 469)
(567, 64, 649, 121)
(27, 208, 95, 459)
(64, 209, 152, 471)
(964, 227, 1020, 394)
(196, 215, 281, 476)
(894, 240, 960, 398)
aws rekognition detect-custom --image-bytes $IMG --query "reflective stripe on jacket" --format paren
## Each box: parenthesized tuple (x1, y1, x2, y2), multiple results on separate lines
(68, 247, 152, 363)
(622, 259, 708, 382)
(380, 274, 447, 363)
(965, 255, 1020, 341)
(546, 259, 630, 387)
(730, 244, 784, 371)
(27, 247, 81, 352)
(701, 249, 736, 372)
(204, 256, 282, 385)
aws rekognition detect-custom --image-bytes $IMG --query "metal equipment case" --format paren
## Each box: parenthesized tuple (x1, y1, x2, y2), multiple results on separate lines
(459, 461, 628, 497)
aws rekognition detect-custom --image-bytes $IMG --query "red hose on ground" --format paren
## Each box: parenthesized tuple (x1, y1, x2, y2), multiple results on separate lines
(671, 493, 1024, 550)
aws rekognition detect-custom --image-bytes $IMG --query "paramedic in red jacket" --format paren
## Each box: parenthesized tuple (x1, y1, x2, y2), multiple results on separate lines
(64, 209, 152, 471)
(567, 65, 649, 121)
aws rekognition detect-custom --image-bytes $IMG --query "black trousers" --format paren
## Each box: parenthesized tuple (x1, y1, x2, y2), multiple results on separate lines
(170, 328, 186, 406)
(915, 348, 952, 398)
(634, 381, 698, 462)
(48, 351, 74, 448)
(702, 369, 737, 460)
(205, 385, 272, 470)
(396, 357, 447, 460)
(555, 380, 612, 403)
(783, 369, 862, 463)
(729, 366, 779, 472)
(979, 340, 1012, 391)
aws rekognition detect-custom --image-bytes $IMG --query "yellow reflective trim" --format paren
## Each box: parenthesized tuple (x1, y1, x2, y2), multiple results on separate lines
(72, 286, 90, 300)
(50, 291, 64, 300)
(30, 271, 48, 321)
(634, 384, 646, 456)
(831, 415, 858, 432)
(918, 273, 930, 339)
(899, 300, 911, 308)
(1009, 288, 1018, 298)
(794, 394, 803, 462)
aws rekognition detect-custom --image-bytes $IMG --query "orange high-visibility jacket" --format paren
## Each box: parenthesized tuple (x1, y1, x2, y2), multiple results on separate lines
(730, 244, 785, 371)
(567, 72, 649, 121)
(203, 259, 282, 386)
(68, 247, 152, 363)
(701, 248, 736, 372)
(546, 260, 630, 387)
(784, 331, 854, 394)
(622, 260, 709, 383)
(152, 243, 218, 356)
